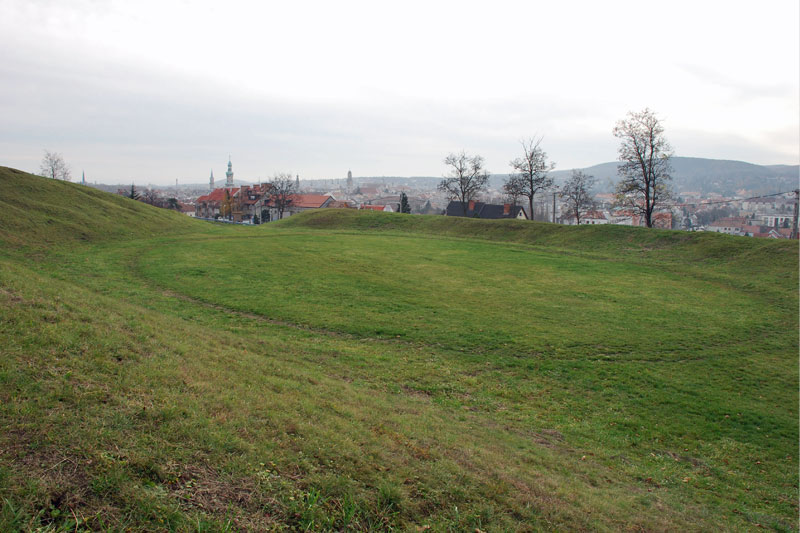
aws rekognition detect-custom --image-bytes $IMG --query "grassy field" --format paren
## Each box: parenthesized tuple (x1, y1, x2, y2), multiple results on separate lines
(0, 167, 797, 531)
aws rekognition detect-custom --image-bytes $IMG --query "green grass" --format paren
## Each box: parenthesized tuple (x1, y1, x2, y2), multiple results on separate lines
(0, 167, 797, 531)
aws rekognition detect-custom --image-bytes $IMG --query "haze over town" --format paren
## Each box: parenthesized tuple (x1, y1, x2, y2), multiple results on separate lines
(1, 0, 798, 185)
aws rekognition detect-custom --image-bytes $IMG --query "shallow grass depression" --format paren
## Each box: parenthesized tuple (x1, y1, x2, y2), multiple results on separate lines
(139, 232, 774, 360)
(0, 170, 798, 531)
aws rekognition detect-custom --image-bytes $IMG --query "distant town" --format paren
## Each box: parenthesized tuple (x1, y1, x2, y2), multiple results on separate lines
(79, 156, 799, 240)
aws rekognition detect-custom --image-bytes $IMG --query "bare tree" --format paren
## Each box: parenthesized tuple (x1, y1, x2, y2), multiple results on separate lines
(269, 173, 298, 220)
(502, 177, 524, 207)
(141, 188, 158, 205)
(438, 151, 489, 216)
(613, 108, 672, 228)
(505, 138, 554, 221)
(39, 150, 71, 181)
(560, 170, 596, 225)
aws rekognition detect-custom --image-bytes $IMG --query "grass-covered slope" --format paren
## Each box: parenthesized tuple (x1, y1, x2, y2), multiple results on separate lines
(0, 167, 200, 248)
(1, 168, 798, 531)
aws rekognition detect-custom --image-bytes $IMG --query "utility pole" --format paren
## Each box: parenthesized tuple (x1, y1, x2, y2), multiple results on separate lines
(791, 189, 799, 240)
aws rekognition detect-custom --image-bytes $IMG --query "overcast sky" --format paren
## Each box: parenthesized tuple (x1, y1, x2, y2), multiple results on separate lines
(1, 0, 797, 185)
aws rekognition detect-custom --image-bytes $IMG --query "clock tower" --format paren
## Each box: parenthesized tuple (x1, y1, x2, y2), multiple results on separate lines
(226, 157, 234, 187)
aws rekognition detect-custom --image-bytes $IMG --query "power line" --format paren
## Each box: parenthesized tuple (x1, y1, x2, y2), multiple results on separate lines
(660, 190, 796, 209)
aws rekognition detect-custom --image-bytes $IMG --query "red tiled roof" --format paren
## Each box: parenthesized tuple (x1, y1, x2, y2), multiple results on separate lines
(289, 194, 331, 208)
(197, 187, 239, 204)
(360, 205, 387, 211)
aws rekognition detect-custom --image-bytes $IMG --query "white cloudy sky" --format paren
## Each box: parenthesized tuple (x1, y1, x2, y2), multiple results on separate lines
(1, 0, 797, 185)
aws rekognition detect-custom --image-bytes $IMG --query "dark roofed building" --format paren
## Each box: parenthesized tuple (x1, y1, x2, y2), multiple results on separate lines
(445, 200, 528, 220)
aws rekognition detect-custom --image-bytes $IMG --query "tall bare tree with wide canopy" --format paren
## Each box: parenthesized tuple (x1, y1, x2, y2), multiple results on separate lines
(613, 108, 673, 228)
(438, 151, 489, 216)
(504, 138, 554, 221)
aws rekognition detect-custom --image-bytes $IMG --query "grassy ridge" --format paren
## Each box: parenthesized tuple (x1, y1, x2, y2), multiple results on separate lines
(0, 168, 797, 531)
(280, 208, 798, 271)
(0, 167, 207, 248)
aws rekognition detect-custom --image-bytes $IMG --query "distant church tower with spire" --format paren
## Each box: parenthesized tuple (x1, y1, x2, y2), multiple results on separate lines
(226, 156, 234, 187)
(209, 170, 214, 191)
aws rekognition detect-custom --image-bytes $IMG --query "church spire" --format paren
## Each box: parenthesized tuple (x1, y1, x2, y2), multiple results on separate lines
(209, 169, 214, 191)
(226, 156, 234, 187)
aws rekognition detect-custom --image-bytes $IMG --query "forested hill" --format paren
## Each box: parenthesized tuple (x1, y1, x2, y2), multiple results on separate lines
(332, 157, 797, 196)
(547, 157, 798, 195)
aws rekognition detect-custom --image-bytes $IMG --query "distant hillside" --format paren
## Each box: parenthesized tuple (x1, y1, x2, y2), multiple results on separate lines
(550, 157, 799, 195)
(0, 166, 199, 248)
(314, 157, 798, 197)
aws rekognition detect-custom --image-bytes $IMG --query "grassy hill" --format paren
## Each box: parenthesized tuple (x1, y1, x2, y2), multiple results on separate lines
(0, 168, 797, 531)
(0, 167, 204, 249)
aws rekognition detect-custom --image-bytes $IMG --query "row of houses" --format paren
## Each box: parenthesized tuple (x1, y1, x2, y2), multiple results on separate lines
(705, 217, 795, 238)
(194, 185, 403, 222)
(562, 210, 673, 229)
(195, 185, 335, 222)
(192, 187, 794, 238)
(443, 201, 676, 229)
